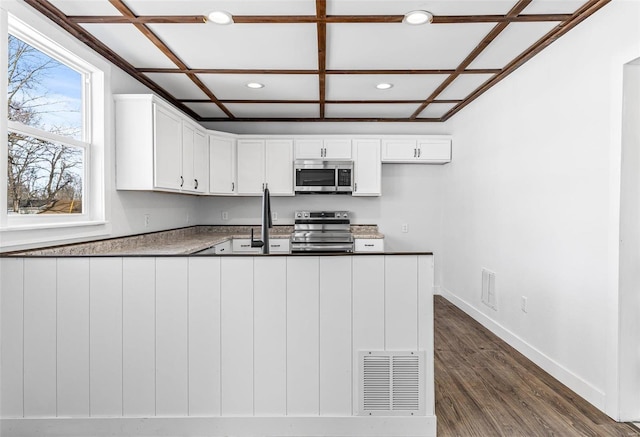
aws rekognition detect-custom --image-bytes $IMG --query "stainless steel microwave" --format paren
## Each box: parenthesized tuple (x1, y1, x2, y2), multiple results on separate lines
(294, 160, 353, 194)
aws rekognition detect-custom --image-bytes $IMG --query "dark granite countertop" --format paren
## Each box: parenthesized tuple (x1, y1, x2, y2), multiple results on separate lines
(5, 225, 385, 256)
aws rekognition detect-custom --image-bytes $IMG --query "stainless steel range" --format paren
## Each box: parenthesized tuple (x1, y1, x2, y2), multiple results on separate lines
(291, 210, 354, 253)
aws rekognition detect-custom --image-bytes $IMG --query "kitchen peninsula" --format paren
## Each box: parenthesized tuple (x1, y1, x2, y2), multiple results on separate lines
(0, 241, 435, 437)
(6, 224, 384, 256)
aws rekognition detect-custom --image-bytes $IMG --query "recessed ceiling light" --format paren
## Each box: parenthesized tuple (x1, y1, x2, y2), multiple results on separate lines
(207, 10, 233, 25)
(246, 82, 265, 89)
(376, 83, 393, 90)
(402, 10, 433, 25)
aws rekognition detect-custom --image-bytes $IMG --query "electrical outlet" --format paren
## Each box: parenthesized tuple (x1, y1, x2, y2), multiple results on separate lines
(273, 211, 278, 221)
(521, 296, 528, 313)
(222, 211, 229, 220)
(186, 213, 190, 224)
(144, 214, 150, 227)
(401, 223, 409, 233)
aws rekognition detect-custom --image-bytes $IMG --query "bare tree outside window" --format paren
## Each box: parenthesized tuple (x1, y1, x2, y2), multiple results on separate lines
(7, 34, 84, 215)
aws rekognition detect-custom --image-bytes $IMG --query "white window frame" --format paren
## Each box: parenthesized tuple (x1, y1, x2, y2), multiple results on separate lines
(1, 13, 106, 232)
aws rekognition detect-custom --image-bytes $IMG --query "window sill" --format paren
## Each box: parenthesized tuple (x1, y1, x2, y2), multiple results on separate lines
(0, 220, 112, 253)
(1, 220, 108, 233)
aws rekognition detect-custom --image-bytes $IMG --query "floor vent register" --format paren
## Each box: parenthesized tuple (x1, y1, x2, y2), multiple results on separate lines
(358, 351, 425, 416)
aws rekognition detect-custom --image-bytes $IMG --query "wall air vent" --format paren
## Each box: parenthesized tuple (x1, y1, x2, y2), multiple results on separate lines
(358, 351, 425, 416)
(481, 268, 497, 311)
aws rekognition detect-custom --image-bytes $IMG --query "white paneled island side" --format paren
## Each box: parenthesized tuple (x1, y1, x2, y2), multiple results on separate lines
(0, 253, 435, 437)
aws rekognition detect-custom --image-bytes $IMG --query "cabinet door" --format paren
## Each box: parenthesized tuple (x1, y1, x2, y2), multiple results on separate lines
(354, 239, 385, 252)
(323, 139, 352, 159)
(265, 139, 293, 196)
(381, 139, 418, 162)
(416, 139, 451, 163)
(268, 239, 290, 253)
(294, 139, 323, 159)
(352, 139, 381, 196)
(232, 239, 261, 253)
(181, 122, 195, 192)
(237, 139, 265, 195)
(209, 136, 236, 195)
(154, 104, 183, 190)
(192, 130, 208, 193)
(214, 240, 232, 254)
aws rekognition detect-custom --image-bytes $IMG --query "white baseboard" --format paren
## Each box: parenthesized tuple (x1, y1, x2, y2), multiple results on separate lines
(439, 287, 606, 411)
(1, 416, 437, 437)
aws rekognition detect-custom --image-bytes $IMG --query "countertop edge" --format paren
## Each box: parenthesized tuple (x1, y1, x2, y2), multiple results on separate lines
(1, 251, 432, 258)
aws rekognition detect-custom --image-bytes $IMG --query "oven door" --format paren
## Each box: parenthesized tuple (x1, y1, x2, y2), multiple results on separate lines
(290, 229, 354, 253)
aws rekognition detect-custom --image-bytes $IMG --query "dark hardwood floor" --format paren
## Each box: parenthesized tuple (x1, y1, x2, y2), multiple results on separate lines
(434, 296, 640, 437)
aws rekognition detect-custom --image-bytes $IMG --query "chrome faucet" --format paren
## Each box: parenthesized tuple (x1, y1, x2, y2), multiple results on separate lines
(250, 187, 272, 254)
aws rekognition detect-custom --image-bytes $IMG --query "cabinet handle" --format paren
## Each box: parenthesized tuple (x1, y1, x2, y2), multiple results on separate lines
(365, 244, 374, 247)
(413, 148, 417, 158)
(219, 247, 225, 252)
(194, 179, 198, 190)
(180, 176, 184, 187)
(417, 148, 421, 158)
(354, 182, 357, 192)
(232, 182, 235, 192)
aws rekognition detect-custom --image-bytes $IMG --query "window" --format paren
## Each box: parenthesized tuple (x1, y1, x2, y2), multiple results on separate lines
(2, 14, 105, 231)
(8, 33, 86, 216)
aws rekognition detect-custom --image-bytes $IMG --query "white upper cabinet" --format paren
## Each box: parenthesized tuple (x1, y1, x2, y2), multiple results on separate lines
(237, 139, 294, 196)
(182, 121, 208, 194)
(352, 139, 381, 197)
(116, 95, 452, 197)
(294, 139, 352, 160)
(115, 95, 206, 194)
(237, 140, 265, 195)
(209, 135, 237, 195)
(381, 138, 451, 164)
(417, 139, 451, 162)
(265, 139, 294, 195)
(153, 104, 183, 191)
(193, 130, 208, 193)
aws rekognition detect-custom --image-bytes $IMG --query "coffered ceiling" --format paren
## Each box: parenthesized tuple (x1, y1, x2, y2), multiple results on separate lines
(24, 0, 610, 122)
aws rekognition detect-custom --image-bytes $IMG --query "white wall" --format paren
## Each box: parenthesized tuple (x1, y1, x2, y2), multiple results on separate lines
(439, 0, 640, 416)
(202, 121, 451, 136)
(618, 59, 640, 421)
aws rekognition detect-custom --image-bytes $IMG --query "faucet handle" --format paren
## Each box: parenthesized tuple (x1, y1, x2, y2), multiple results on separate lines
(250, 228, 264, 248)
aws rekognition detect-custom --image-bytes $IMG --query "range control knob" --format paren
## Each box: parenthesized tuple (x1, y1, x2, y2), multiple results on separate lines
(303, 212, 310, 218)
